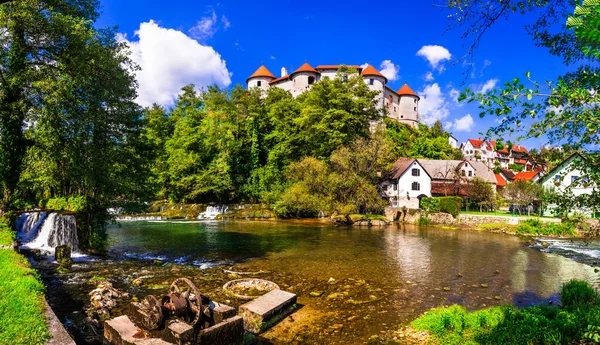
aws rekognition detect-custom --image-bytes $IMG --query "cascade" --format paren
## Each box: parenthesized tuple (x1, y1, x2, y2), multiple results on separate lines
(198, 205, 229, 220)
(16, 212, 47, 243)
(23, 213, 79, 253)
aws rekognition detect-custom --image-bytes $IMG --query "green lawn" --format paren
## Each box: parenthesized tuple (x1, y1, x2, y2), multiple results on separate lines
(0, 218, 50, 345)
(411, 280, 600, 345)
(462, 210, 550, 218)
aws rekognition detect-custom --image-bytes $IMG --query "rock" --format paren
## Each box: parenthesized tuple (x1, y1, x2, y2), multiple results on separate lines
(327, 293, 340, 300)
(212, 302, 237, 324)
(480, 284, 488, 288)
(239, 290, 297, 334)
(456, 273, 463, 278)
(131, 278, 143, 287)
(309, 291, 324, 297)
(198, 315, 244, 345)
(57, 265, 71, 274)
(494, 296, 501, 300)
(541, 241, 549, 248)
(55, 245, 72, 265)
(443, 287, 450, 291)
(328, 277, 336, 284)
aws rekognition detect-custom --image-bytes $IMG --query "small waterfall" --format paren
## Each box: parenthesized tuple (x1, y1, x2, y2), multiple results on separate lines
(23, 213, 79, 253)
(16, 212, 47, 243)
(198, 205, 229, 220)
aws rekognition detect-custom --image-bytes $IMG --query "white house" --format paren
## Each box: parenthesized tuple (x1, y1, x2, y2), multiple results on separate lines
(381, 159, 432, 208)
(448, 135, 459, 149)
(540, 153, 597, 217)
(247, 63, 420, 127)
(460, 139, 496, 167)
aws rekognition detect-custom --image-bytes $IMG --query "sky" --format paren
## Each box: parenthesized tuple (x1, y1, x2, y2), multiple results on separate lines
(96, 0, 573, 149)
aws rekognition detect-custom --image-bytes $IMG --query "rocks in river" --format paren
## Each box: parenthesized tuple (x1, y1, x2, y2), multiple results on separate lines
(86, 281, 128, 322)
(55, 244, 72, 265)
(131, 278, 143, 287)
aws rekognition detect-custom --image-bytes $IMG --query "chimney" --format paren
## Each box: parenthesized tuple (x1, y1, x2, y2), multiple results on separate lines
(281, 67, 288, 77)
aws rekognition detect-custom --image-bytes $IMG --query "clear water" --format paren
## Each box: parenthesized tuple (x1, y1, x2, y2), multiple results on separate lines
(41, 221, 600, 344)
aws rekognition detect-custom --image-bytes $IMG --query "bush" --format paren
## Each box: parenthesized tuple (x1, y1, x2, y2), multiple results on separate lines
(439, 196, 462, 217)
(45, 197, 68, 211)
(515, 219, 576, 236)
(561, 280, 599, 310)
(417, 216, 431, 226)
(421, 197, 440, 213)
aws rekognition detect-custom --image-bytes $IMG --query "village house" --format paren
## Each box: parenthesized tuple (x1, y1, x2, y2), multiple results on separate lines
(246, 63, 420, 127)
(539, 153, 597, 217)
(460, 139, 534, 171)
(381, 158, 497, 208)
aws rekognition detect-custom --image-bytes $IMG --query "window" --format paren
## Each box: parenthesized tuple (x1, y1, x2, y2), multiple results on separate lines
(468, 171, 473, 177)
(414, 107, 417, 111)
(412, 168, 420, 176)
(308, 76, 315, 85)
(393, 183, 398, 191)
(411, 182, 420, 191)
(571, 176, 579, 183)
(461, 170, 466, 176)
(257, 81, 262, 87)
(414, 99, 417, 104)
(369, 78, 374, 85)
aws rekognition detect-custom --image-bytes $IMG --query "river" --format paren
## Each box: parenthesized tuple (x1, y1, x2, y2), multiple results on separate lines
(36, 220, 600, 344)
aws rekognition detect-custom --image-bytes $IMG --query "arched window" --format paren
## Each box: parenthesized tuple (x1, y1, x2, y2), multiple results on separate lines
(308, 76, 315, 85)
(411, 182, 420, 191)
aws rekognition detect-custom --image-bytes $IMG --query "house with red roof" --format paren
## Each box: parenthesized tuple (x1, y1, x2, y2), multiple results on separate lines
(513, 171, 543, 183)
(460, 139, 536, 172)
(247, 63, 420, 127)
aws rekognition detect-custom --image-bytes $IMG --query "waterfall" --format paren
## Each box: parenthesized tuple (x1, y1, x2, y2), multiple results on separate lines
(22, 213, 79, 253)
(198, 205, 229, 220)
(16, 212, 47, 243)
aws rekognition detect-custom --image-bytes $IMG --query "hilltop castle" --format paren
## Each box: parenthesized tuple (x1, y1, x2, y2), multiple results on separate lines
(246, 63, 420, 127)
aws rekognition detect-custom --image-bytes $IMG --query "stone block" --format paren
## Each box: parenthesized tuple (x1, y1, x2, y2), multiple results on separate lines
(198, 316, 244, 345)
(103, 315, 173, 345)
(212, 302, 236, 324)
(164, 320, 194, 345)
(239, 290, 297, 333)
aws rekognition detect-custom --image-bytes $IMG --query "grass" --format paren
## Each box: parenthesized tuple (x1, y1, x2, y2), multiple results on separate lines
(462, 210, 551, 218)
(411, 280, 600, 345)
(349, 214, 388, 222)
(515, 219, 576, 236)
(0, 217, 15, 247)
(0, 249, 50, 345)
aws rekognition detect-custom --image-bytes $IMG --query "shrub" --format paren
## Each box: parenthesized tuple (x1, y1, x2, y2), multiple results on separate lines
(45, 197, 68, 211)
(515, 219, 576, 236)
(417, 216, 431, 226)
(561, 280, 599, 310)
(439, 196, 462, 217)
(67, 196, 88, 212)
(421, 197, 440, 213)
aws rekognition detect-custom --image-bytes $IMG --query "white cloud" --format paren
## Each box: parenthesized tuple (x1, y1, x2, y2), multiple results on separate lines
(360, 62, 369, 69)
(270, 55, 276, 60)
(416, 45, 452, 71)
(119, 20, 231, 107)
(452, 114, 475, 132)
(449, 88, 461, 104)
(476, 78, 498, 93)
(423, 72, 434, 81)
(189, 10, 218, 41)
(379, 60, 400, 81)
(419, 83, 450, 125)
(221, 15, 231, 29)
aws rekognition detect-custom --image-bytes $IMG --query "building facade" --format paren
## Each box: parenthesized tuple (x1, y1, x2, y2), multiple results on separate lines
(246, 63, 420, 127)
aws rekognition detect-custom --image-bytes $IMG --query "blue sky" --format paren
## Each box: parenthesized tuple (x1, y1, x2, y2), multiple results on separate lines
(97, 0, 572, 149)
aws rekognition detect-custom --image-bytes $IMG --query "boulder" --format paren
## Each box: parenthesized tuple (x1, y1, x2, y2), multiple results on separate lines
(55, 245, 72, 265)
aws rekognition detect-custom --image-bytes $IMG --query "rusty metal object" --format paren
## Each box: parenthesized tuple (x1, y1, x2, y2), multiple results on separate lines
(168, 278, 203, 327)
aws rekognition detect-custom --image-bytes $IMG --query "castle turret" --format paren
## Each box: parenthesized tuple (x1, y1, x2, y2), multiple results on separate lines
(360, 65, 387, 108)
(289, 63, 319, 97)
(246, 65, 276, 91)
(397, 83, 419, 127)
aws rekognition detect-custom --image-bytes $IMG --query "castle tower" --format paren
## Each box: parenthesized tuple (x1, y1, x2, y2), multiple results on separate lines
(289, 62, 319, 97)
(397, 83, 419, 127)
(360, 65, 387, 108)
(246, 65, 276, 92)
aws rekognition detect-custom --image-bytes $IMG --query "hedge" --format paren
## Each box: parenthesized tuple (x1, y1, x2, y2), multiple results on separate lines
(421, 196, 462, 217)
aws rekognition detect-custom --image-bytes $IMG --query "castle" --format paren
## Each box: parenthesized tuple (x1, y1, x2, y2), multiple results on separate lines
(246, 63, 420, 127)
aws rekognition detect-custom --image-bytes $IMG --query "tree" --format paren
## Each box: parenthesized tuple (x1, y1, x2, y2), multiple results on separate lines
(503, 180, 543, 215)
(0, 0, 101, 210)
(466, 177, 496, 212)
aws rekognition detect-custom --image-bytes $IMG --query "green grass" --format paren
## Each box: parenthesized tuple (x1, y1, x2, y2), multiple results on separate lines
(0, 249, 50, 344)
(411, 280, 600, 345)
(515, 219, 576, 236)
(462, 211, 552, 218)
(349, 214, 387, 222)
(0, 218, 15, 247)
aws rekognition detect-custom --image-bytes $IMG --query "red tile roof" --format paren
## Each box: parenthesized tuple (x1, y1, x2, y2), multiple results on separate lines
(247, 65, 276, 83)
(316, 65, 362, 70)
(360, 64, 387, 81)
(468, 139, 492, 150)
(495, 174, 507, 187)
(514, 159, 527, 165)
(291, 63, 318, 75)
(397, 84, 419, 98)
(269, 75, 289, 84)
(512, 145, 530, 154)
(513, 171, 539, 182)
(489, 140, 509, 154)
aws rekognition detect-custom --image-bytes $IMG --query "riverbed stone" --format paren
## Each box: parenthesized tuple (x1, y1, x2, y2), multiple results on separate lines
(212, 302, 236, 324)
(198, 315, 244, 345)
(239, 289, 297, 333)
(165, 320, 194, 345)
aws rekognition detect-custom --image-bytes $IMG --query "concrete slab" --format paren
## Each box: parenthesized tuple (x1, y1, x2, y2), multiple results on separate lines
(104, 315, 173, 345)
(165, 320, 194, 345)
(198, 316, 244, 345)
(239, 290, 297, 333)
(212, 302, 236, 324)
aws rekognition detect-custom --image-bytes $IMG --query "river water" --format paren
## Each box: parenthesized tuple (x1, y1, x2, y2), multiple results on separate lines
(38, 220, 600, 344)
